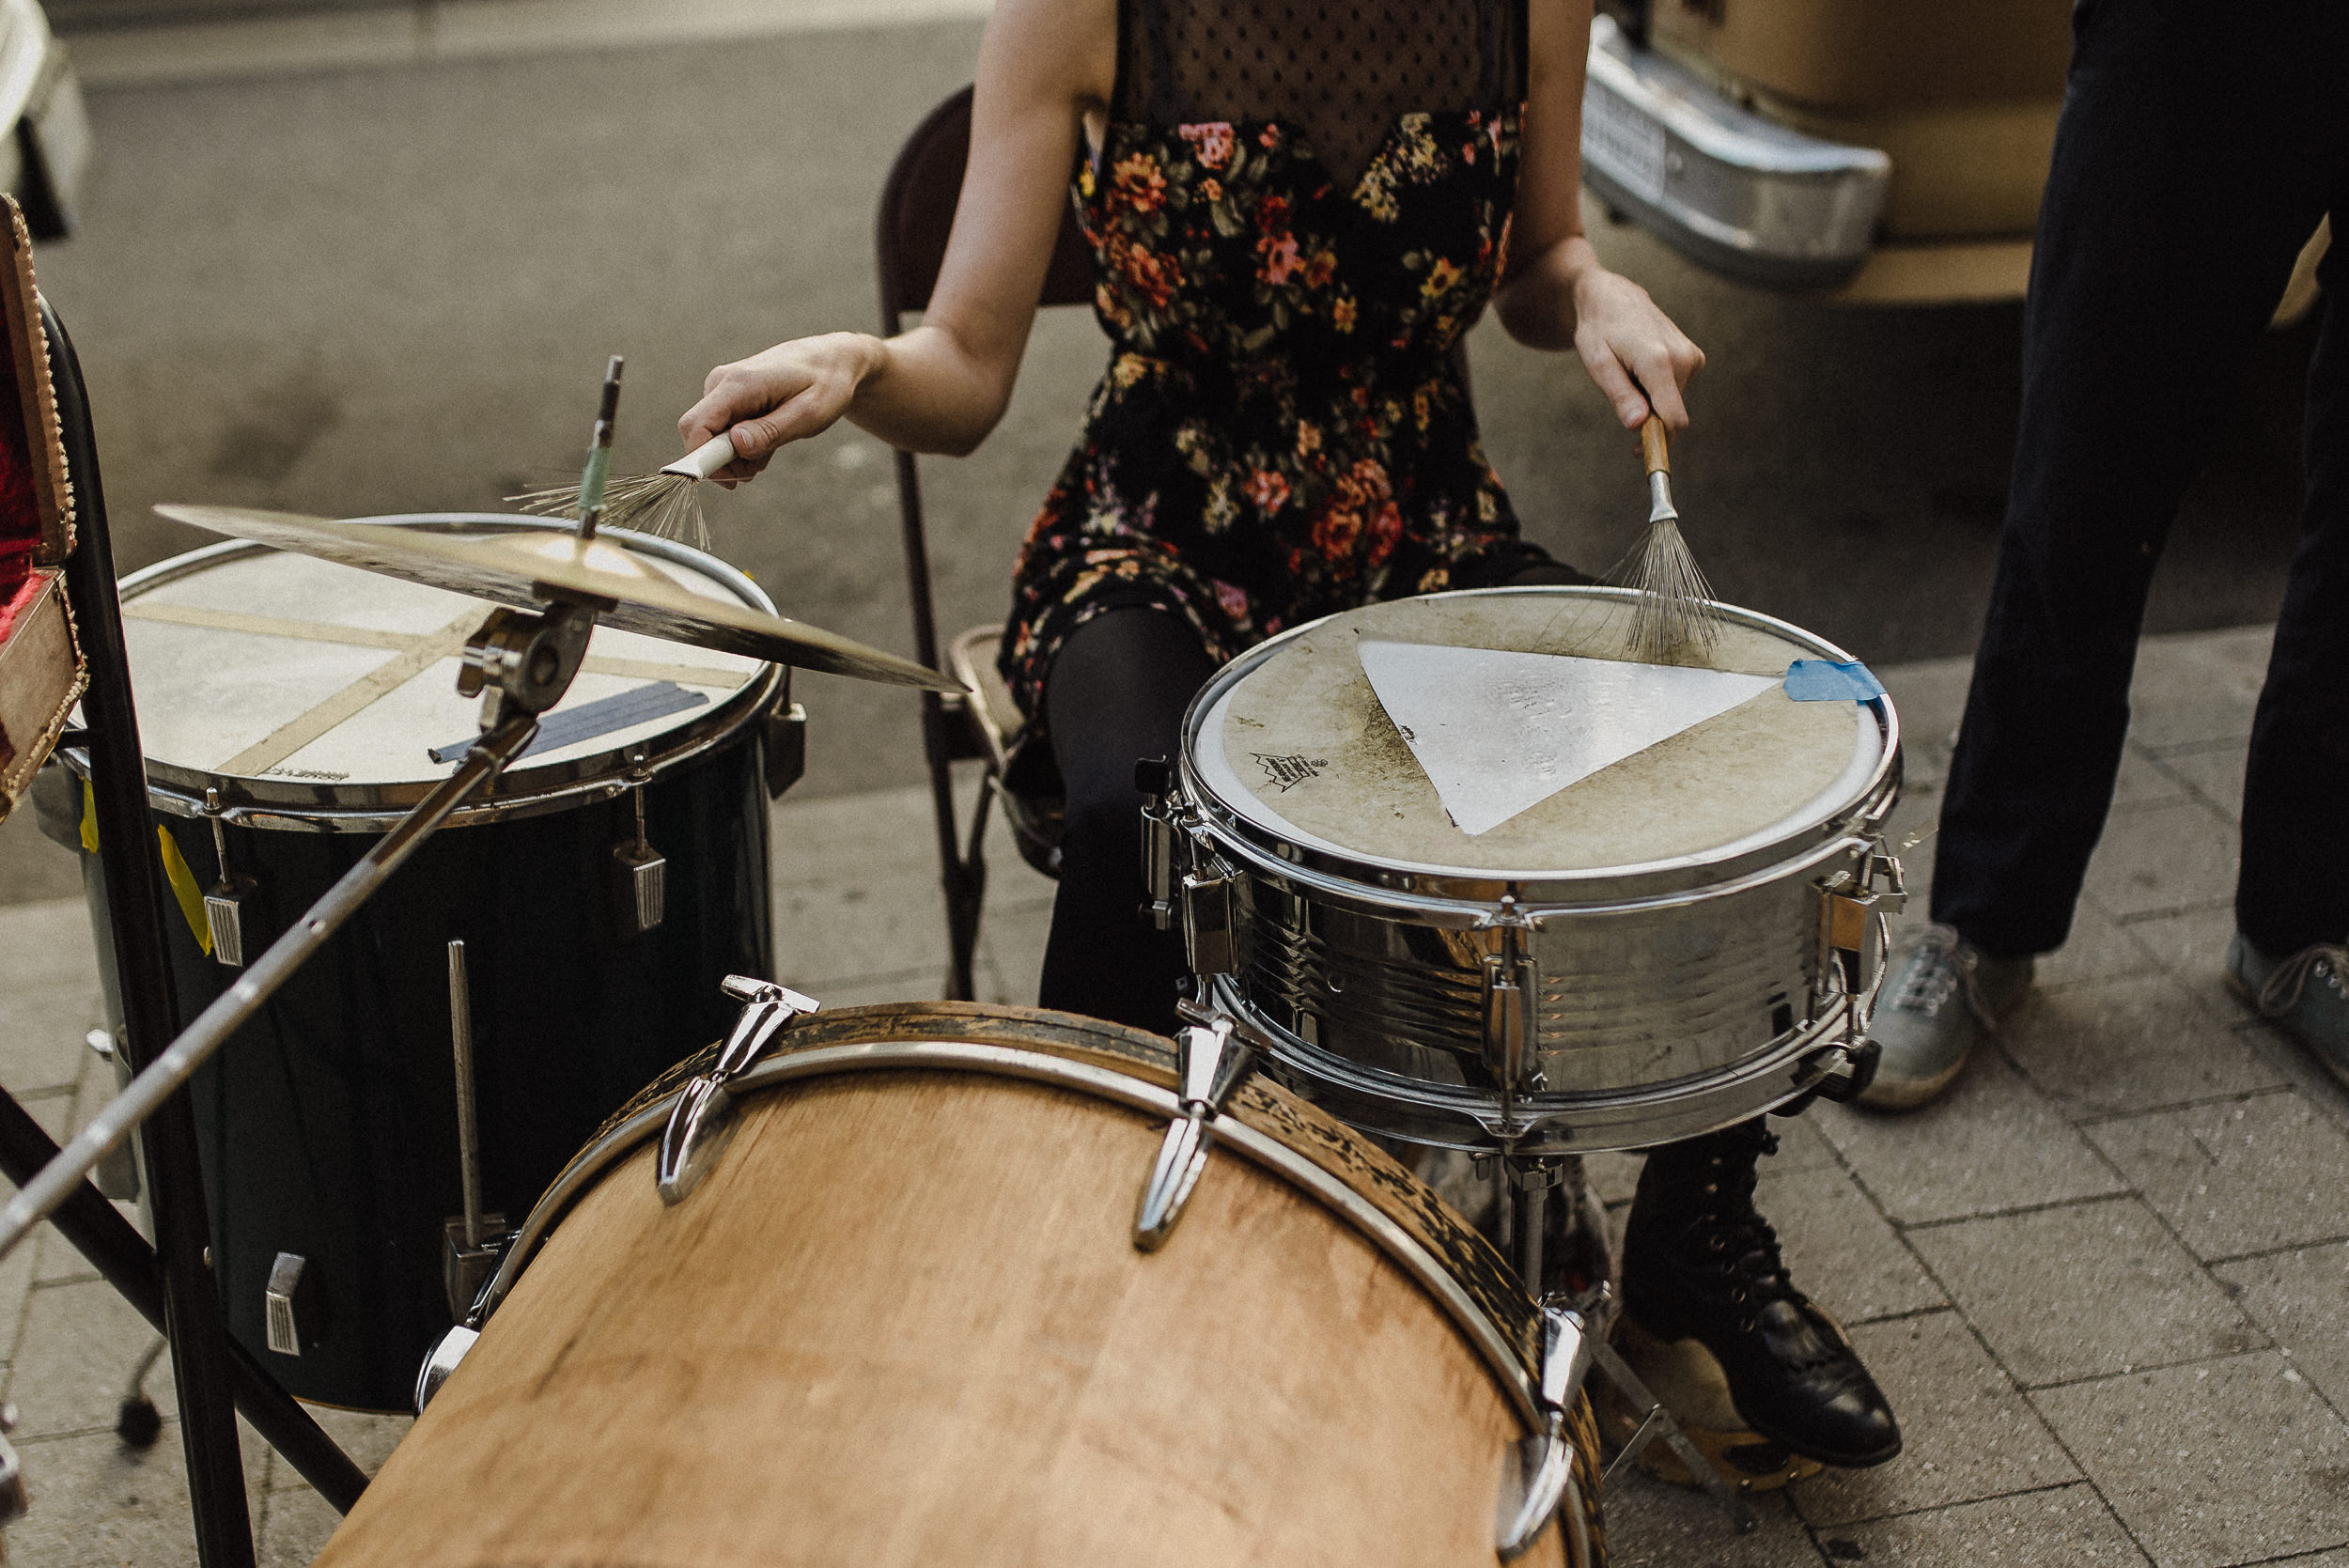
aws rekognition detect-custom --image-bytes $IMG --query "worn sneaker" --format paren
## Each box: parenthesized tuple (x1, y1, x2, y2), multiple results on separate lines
(2226, 934, 2349, 1088)
(1859, 924, 2035, 1110)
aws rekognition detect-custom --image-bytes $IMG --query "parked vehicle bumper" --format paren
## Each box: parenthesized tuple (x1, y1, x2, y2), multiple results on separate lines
(1581, 13, 1889, 290)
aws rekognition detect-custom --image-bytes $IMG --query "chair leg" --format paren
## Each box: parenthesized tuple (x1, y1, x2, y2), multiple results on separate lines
(949, 774, 997, 996)
(920, 693, 991, 1002)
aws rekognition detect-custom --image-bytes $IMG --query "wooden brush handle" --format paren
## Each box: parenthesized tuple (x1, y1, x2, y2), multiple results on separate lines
(1641, 415, 1671, 477)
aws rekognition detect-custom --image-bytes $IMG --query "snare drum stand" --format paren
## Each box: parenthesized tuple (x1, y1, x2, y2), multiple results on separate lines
(1491, 1142, 1758, 1531)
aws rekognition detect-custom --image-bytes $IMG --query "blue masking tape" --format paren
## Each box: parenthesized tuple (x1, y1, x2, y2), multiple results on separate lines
(1783, 660, 1887, 703)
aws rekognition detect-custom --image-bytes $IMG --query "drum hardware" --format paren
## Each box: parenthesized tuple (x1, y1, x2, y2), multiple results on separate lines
(0, 580, 591, 1263)
(83, 1028, 140, 1201)
(1136, 757, 1241, 976)
(610, 757, 667, 936)
(413, 1324, 478, 1415)
(1131, 1008, 1258, 1250)
(1588, 1328, 1757, 1532)
(1813, 847, 1907, 1030)
(0, 1402, 23, 1530)
(263, 1251, 323, 1357)
(442, 939, 510, 1320)
(376, 1006, 1604, 1566)
(1479, 899, 1542, 1136)
(200, 787, 256, 968)
(114, 1334, 169, 1449)
(74, 519, 791, 1409)
(1165, 587, 1907, 1156)
(654, 974, 821, 1204)
(763, 700, 808, 798)
(1496, 1297, 1598, 1560)
(456, 602, 598, 731)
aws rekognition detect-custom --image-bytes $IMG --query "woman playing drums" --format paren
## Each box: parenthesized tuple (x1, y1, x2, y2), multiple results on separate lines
(680, 0, 1901, 1473)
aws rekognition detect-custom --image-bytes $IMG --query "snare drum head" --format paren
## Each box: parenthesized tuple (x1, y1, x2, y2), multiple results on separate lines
(119, 520, 766, 811)
(1192, 589, 1884, 877)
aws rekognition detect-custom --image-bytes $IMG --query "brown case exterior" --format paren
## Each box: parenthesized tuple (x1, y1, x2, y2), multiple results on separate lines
(1, 193, 72, 567)
(1650, 0, 2072, 115)
(0, 567, 85, 819)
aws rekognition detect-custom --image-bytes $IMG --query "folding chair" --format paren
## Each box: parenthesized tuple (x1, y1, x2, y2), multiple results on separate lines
(877, 85, 1094, 1001)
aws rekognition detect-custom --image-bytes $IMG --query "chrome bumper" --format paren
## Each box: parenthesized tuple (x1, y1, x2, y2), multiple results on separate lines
(1581, 15, 1890, 289)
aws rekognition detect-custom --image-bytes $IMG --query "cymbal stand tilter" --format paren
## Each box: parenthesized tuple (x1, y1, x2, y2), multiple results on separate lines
(0, 352, 625, 1563)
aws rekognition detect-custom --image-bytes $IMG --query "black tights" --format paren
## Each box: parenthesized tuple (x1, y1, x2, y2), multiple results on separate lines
(1035, 607, 1215, 1030)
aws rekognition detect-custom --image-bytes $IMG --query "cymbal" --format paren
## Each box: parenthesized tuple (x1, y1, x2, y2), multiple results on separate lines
(154, 505, 961, 693)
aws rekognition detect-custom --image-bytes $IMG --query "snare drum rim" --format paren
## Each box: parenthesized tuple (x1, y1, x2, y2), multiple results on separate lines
(1180, 586, 1903, 905)
(469, 1034, 1551, 1432)
(101, 517, 785, 831)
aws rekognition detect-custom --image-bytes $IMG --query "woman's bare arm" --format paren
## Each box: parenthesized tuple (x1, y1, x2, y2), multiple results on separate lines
(679, 0, 1114, 475)
(1492, 0, 1704, 430)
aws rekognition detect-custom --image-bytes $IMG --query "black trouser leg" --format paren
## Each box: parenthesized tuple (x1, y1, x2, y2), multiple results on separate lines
(2240, 231, 2349, 954)
(1931, 0, 2348, 956)
(1037, 608, 1216, 1034)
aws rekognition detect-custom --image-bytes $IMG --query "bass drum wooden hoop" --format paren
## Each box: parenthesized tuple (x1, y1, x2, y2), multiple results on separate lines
(318, 1003, 1605, 1568)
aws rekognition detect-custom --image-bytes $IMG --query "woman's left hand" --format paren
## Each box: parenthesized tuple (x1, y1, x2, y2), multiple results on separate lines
(1568, 259, 1706, 432)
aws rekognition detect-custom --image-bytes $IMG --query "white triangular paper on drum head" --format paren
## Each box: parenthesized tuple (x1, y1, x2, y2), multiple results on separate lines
(1357, 640, 1779, 836)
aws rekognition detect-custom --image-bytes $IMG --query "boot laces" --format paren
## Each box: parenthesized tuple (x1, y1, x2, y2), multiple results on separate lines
(2256, 943, 2349, 1017)
(1891, 924, 1992, 1025)
(1687, 1131, 1798, 1315)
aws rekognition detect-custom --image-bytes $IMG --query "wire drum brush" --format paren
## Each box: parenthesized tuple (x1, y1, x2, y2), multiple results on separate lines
(1611, 414, 1726, 663)
(510, 427, 739, 550)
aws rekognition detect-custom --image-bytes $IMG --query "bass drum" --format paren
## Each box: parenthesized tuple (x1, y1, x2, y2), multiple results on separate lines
(317, 1003, 1605, 1568)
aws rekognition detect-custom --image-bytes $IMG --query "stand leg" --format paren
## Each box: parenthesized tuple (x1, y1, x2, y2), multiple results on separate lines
(1590, 1338, 1759, 1532)
(49, 304, 256, 1568)
(0, 1091, 368, 1510)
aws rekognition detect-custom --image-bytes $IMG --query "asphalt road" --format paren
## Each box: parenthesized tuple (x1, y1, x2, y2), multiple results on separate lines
(0, 16, 2320, 900)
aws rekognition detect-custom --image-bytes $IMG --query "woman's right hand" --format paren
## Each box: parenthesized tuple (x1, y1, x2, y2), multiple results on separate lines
(677, 331, 884, 486)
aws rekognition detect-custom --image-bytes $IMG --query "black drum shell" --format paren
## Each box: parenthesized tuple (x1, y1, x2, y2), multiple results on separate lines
(66, 723, 772, 1411)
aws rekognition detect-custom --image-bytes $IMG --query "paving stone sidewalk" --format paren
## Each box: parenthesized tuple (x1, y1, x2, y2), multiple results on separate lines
(4, 621, 2346, 1565)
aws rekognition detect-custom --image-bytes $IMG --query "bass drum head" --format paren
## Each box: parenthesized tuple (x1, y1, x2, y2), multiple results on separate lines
(1190, 587, 1886, 892)
(318, 1004, 1604, 1568)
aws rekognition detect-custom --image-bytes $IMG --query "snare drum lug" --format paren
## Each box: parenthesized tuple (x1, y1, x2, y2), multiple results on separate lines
(1480, 918, 1539, 1102)
(1815, 876, 1890, 1002)
(656, 977, 820, 1204)
(1133, 1014, 1257, 1251)
(1138, 759, 1180, 932)
(1180, 864, 1239, 976)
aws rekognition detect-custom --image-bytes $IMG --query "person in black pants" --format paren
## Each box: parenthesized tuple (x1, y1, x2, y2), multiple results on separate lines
(1867, 0, 2349, 1109)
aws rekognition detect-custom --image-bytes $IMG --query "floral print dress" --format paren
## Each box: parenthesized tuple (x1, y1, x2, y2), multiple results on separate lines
(999, 0, 1555, 722)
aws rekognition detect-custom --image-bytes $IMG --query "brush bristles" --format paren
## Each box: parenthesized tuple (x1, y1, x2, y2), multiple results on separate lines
(1610, 519, 1725, 664)
(506, 471, 712, 551)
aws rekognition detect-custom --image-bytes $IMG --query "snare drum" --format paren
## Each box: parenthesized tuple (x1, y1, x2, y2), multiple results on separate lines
(319, 1002, 1603, 1568)
(1149, 587, 1904, 1154)
(63, 517, 797, 1409)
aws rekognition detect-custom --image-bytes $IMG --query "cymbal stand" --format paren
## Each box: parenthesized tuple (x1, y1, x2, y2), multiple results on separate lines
(0, 315, 605, 1566)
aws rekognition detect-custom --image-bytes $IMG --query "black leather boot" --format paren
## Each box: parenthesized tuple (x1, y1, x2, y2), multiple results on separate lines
(1621, 1120, 1902, 1468)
